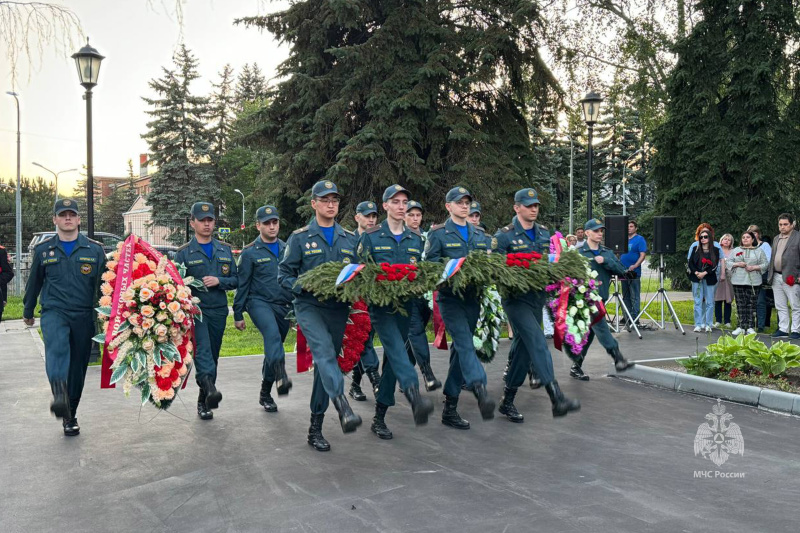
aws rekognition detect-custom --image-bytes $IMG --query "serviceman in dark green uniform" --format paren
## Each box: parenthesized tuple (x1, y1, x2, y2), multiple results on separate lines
(234, 205, 293, 414)
(175, 202, 238, 420)
(23, 198, 106, 436)
(573, 218, 635, 379)
(493, 189, 580, 422)
(349, 201, 381, 402)
(404, 200, 441, 391)
(279, 180, 361, 452)
(357, 185, 435, 440)
(424, 186, 494, 429)
(467, 201, 483, 228)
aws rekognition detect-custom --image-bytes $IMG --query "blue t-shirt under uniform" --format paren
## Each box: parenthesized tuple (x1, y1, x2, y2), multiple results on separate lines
(60, 238, 77, 257)
(525, 228, 536, 242)
(621, 234, 647, 275)
(200, 242, 214, 258)
(266, 242, 280, 257)
(455, 223, 469, 243)
(393, 233, 403, 243)
(320, 226, 335, 246)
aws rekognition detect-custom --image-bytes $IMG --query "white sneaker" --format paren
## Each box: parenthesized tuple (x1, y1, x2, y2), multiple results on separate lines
(724, 323, 732, 328)
(693, 326, 702, 333)
(705, 326, 712, 333)
(712, 322, 721, 328)
(732, 328, 744, 336)
(746, 328, 756, 335)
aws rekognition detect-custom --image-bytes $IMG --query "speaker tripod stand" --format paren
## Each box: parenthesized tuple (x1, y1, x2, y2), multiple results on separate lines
(605, 276, 642, 339)
(636, 254, 685, 334)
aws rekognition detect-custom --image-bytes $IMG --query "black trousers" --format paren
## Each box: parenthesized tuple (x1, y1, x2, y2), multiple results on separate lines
(733, 285, 760, 330)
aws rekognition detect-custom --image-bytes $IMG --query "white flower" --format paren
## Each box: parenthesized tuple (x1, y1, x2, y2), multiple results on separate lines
(569, 306, 578, 316)
(579, 286, 586, 293)
(589, 305, 598, 313)
(590, 270, 599, 279)
(577, 320, 586, 330)
(576, 300, 585, 309)
(472, 336, 483, 351)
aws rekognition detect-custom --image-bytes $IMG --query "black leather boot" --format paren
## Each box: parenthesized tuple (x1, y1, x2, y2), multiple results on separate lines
(50, 380, 69, 419)
(498, 387, 524, 423)
(441, 395, 470, 430)
(197, 388, 213, 420)
(370, 402, 393, 440)
(332, 394, 362, 433)
(403, 385, 434, 425)
(528, 369, 542, 389)
(366, 368, 381, 395)
(307, 414, 331, 452)
(273, 360, 293, 396)
(63, 398, 80, 436)
(200, 375, 222, 409)
(545, 381, 581, 417)
(503, 351, 514, 382)
(349, 365, 367, 402)
(471, 383, 495, 420)
(570, 356, 590, 381)
(259, 380, 278, 412)
(419, 363, 442, 391)
(608, 346, 634, 371)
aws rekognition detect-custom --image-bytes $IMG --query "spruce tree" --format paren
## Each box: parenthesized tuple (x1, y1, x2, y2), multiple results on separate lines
(234, 62, 267, 110)
(209, 64, 236, 161)
(236, 0, 561, 228)
(142, 45, 218, 229)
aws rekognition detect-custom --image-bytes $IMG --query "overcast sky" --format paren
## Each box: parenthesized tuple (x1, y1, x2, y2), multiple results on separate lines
(1, 0, 288, 193)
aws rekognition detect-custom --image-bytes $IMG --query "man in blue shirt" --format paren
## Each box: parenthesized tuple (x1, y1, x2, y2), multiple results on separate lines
(23, 198, 106, 436)
(620, 220, 648, 325)
(279, 180, 361, 451)
(175, 202, 239, 421)
(234, 205, 293, 414)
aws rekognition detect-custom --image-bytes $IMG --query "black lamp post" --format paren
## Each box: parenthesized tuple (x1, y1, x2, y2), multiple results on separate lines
(580, 91, 603, 220)
(72, 38, 104, 239)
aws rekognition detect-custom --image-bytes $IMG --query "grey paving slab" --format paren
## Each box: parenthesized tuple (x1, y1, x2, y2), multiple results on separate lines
(2, 327, 799, 533)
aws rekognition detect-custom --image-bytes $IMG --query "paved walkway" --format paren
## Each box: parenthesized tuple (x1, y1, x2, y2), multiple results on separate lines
(1, 324, 798, 532)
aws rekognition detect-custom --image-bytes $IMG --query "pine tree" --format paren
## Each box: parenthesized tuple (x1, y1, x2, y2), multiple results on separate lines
(142, 45, 218, 228)
(234, 62, 267, 110)
(209, 64, 236, 161)
(236, 1, 561, 229)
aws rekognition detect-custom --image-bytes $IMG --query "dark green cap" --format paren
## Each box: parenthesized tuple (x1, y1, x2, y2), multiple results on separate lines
(191, 202, 216, 220)
(445, 186, 472, 203)
(256, 205, 279, 222)
(382, 184, 409, 202)
(584, 218, 605, 231)
(356, 201, 378, 215)
(469, 201, 482, 215)
(514, 188, 541, 206)
(311, 180, 340, 197)
(407, 200, 423, 212)
(54, 198, 80, 215)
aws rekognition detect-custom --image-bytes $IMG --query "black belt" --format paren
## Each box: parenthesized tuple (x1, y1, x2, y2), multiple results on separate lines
(775, 270, 782, 274)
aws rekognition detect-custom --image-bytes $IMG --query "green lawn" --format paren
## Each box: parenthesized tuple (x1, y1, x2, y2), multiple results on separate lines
(2, 296, 38, 320)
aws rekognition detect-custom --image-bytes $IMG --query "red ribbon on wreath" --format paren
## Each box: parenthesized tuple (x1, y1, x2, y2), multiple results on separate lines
(432, 292, 448, 350)
(295, 300, 372, 374)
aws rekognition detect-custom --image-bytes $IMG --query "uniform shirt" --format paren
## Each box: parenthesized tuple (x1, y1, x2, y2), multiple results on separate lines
(23, 234, 106, 317)
(492, 216, 550, 302)
(278, 218, 357, 307)
(233, 237, 291, 321)
(424, 218, 489, 297)
(620, 234, 647, 276)
(578, 242, 628, 300)
(175, 237, 238, 310)
(357, 222, 423, 266)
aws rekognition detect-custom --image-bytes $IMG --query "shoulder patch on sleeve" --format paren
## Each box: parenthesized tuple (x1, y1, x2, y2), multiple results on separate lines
(292, 225, 309, 235)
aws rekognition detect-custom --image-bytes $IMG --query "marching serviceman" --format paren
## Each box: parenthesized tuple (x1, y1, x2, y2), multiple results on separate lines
(572, 218, 635, 379)
(175, 202, 238, 420)
(357, 185, 435, 439)
(349, 201, 381, 402)
(424, 186, 494, 429)
(279, 180, 361, 452)
(493, 189, 580, 422)
(23, 198, 106, 436)
(404, 200, 441, 391)
(234, 205, 293, 414)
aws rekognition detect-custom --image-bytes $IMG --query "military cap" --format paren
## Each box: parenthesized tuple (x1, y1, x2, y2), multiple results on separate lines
(407, 200, 423, 212)
(469, 201, 482, 215)
(256, 205, 279, 222)
(584, 218, 605, 231)
(311, 180, 340, 197)
(514, 188, 541, 206)
(382, 184, 409, 202)
(54, 198, 80, 215)
(356, 201, 378, 215)
(191, 202, 216, 220)
(445, 186, 472, 203)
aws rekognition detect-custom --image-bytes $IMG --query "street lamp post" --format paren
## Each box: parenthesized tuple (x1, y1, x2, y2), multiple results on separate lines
(580, 91, 603, 221)
(541, 127, 575, 234)
(621, 148, 644, 216)
(6, 91, 22, 295)
(234, 189, 246, 247)
(32, 162, 78, 203)
(71, 39, 105, 240)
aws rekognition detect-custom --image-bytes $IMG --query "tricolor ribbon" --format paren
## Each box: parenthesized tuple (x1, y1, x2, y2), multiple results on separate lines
(440, 257, 466, 283)
(336, 263, 365, 286)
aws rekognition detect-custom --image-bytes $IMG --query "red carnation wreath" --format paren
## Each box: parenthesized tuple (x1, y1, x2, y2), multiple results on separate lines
(339, 300, 371, 373)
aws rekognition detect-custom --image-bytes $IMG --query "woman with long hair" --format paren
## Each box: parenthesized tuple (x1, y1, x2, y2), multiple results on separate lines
(688, 223, 719, 332)
(727, 231, 768, 335)
(714, 233, 735, 328)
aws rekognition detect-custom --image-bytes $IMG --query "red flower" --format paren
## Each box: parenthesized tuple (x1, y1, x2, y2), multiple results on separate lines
(736, 252, 743, 257)
(786, 275, 795, 287)
(407, 272, 417, 281)
(701, 258, 713, 266)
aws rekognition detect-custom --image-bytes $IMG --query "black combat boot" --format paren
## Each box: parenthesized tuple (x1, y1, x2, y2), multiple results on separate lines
(349, 364, 367, 401)
(259, 380, 278, 412)
(200, 375, 222, 409)
(419, 363, 442, 391)
(50, 380, 69, 419)
(63, 398, 80, 436)
(366, 368, 381, 396)
(608, 346, 634, 371)
(332, 394, 362, 433)
(471, 383, 495, 420)
(197, 388, 213, 420)
(403, 386, 434, 425)
(528, 369, 542, 389)
(498, 387, 524, 423)
(273, 360, 293, 395)
(503, 351, 514, 382)
(370, 402, 393, 440)
(545, 381, 581, 417)
(569, 356, 590, 381)
(441, 395, 470, 430)
(307, 414, 331, 452)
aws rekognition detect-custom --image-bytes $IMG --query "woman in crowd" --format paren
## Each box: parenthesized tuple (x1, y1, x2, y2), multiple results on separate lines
(714, 233, 734, 328)
(566, 235, 578, 249)
(688, 224, 719, 332)
(727, 231, 768, 335)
